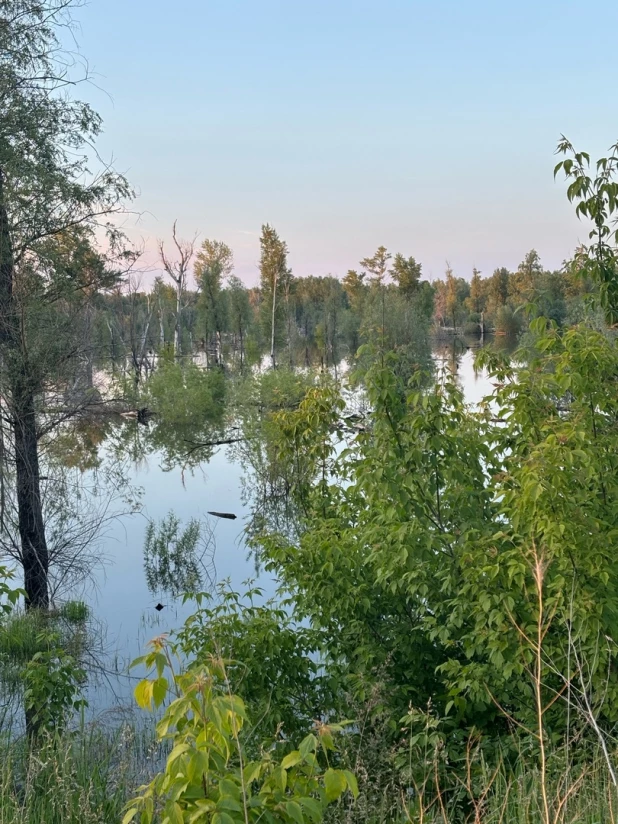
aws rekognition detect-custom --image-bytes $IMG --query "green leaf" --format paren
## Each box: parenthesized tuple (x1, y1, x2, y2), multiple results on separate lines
(285, 801, 305, 824)
(243, 761, 262, 785)
(121, 808, 139, 824)
(134, 679, 154, 710)
(281, 750, 302, 770)
(153, 677, 168, 708)
(299, 734, 317, 759)
(324, 768, 347, 802)
(212, 813, 236, 824)
(299, 797, 323, 822)
(343, 770, 359, 799)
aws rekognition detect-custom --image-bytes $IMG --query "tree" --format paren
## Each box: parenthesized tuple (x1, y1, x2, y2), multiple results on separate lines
(258, 324, 618, 754)
(486, 267, 510, 311)
(158, 222, 196, 356)
(360, 245, 391, 287)
(259, 224, 291, 368)
(555, 136, 618, 324)
(195, 239, 233, 364)
(445, 264, 459, 329)
(360, 247, 392, 353)
(342, 269, 366, 312)
(465, 267, 485, 315)
(392, 253, 422, 298)
(0, 0, 131, 609)
(510, 249, 543, 305)
(227, 275, 252, 367)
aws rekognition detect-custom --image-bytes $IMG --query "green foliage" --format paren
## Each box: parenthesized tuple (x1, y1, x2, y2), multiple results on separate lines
(232, 370, 341, 541)
(22, 632, 87, 735)
(555, 136, 618, 324)
(0, 728, 139, 824)
(174, 584, 342, 741)
(493, 303, 522, 336)
(259, 224, 292, 362)
(0, 566, 22, 616)
(140, 361, 226, 466)
(391, 254, 422, 297)
(146, 361, 225, 428)
(0, 610, 50, 669)
(125, 640, 357, 824)
(58, 600, 89, 623)
(253, 324, 618, 757)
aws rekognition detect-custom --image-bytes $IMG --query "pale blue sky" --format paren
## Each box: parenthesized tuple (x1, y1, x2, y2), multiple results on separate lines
(76, 0, 618, 285)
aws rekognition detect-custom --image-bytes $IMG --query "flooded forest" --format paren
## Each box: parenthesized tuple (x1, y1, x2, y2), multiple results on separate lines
(3, 2, 618, 823)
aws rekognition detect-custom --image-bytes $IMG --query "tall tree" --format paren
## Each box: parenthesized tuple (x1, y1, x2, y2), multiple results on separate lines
(360, 246, 391, 287)
(465, 267, 485, 314)
(194, 239, 233, 364)
(0, 0, 131, 609)
(361, 246, 391, 351)
(510, 249, 543, 304)
(392, 253, 422, 298)
(227, 275, 252, 367)
(158, 222, 196, 356)
(445, 264, 459, 329)
(259, 224, 291, 368)
(487, 267, 510, 310)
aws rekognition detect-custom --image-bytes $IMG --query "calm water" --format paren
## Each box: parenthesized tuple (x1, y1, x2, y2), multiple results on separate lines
(80, 346, 496, 713)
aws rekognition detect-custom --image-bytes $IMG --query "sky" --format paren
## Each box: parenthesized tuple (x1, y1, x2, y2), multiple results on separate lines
(74, 0, 618, 287)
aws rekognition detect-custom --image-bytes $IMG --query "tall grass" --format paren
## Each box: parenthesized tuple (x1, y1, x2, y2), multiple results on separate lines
(0, 721, 160, 824)
(393, 759, 618, 824)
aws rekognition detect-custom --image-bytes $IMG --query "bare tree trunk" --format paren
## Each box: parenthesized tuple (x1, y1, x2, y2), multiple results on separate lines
(270, 271, 277, 369)
(174, 280, 181, 356)
(159, 300, 165, 349)
(84, 303, 94, 390)
(159, 222, 195, 359)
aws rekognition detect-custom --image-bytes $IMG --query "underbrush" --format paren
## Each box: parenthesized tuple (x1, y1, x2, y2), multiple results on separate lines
(0, 722, 159, 824)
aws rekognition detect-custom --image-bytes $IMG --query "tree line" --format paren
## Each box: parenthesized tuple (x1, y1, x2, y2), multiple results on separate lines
(92, 233, 598, 381)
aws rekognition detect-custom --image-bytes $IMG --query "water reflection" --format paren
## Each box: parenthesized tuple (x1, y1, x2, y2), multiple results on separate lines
(1, 338, 516, 716)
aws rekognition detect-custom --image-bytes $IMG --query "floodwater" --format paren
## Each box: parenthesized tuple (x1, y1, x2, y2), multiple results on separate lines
(80, 345, 497, 713)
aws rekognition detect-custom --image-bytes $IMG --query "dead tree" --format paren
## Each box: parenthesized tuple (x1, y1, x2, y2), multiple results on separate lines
(158, 222, 196, 357)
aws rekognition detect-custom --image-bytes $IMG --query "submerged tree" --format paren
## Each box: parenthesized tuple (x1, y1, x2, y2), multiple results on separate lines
(0, 0, 132, 608)
(158, 222, 196, 356)
(194, 238, 233, 364)
(259, 224, 291, 368)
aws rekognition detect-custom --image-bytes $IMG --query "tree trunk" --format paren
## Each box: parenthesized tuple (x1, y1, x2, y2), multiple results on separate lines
(0, 169, 49, 610)
(13, 377, 49, 610)
(270, 273, 277, 369)
(174, 280, 181, 356)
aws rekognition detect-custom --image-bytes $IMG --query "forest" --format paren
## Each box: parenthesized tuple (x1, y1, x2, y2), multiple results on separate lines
(2, 2, 618, 823)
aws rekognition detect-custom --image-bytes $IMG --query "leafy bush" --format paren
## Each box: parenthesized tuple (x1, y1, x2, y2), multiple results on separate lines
(22, 633, 87, 736)
(254, 324, 618, 760)
(174, 584, 343, 741)
(125, 639, 357, 823)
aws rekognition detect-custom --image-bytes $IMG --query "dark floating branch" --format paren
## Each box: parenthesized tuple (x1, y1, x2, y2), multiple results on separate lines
(207, 511, 237, 520)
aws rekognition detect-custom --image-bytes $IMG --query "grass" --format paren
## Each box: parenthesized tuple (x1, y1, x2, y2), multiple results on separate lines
(0, 721, 161, 824)
(0, 611, 47, 671)
(0, 709, 614, 823)
(58, 600, 90, 623)
(399, 760, 618, 823)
